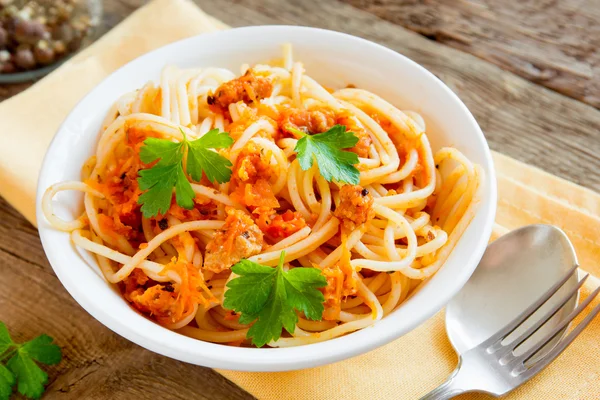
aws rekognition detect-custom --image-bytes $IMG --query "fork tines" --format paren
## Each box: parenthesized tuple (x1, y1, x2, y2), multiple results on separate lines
(483, 264, 600, 377)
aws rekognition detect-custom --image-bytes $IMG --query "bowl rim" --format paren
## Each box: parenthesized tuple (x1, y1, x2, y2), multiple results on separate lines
(36, 25, 497, 371)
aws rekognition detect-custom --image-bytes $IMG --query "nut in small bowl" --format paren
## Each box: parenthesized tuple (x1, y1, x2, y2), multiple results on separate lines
(0, 0, 102, 83)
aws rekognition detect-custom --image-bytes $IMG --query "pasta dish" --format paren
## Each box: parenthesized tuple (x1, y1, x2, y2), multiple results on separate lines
(42, 45, 481, 348)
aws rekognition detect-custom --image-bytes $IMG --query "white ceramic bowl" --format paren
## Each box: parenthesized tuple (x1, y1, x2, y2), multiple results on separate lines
(36, 26, 497, 371)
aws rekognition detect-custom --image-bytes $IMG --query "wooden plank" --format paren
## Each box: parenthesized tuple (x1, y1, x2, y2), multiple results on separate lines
(0, 198, 254, 400)
(193, 0, 600, 193)
(4, 0, 600, 190)
(340, 0, 600, 109)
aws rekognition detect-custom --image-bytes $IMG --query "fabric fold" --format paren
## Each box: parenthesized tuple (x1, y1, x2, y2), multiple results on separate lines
(0, 0, 224, 223)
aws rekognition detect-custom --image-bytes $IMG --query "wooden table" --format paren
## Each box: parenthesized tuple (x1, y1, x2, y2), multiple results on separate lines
(1, 1, 599, 398)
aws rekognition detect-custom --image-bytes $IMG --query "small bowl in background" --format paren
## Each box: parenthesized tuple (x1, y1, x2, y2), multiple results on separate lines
(0, 0, 102, 83)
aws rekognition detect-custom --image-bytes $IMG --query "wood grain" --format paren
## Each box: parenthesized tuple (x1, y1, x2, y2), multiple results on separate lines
(195, 0, 600, 193)
(341, 0, 600, 109)
(0, 195, 254, 399)
(1, 0, 600, 399)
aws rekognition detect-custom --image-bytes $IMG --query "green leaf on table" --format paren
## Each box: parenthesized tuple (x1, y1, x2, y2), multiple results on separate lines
(7, 352, 48, 400)
(0, 323, 13, 356)
(20, 335, 62, 366)
(0, 327, 61, 400)
(0, 364, 15, 400)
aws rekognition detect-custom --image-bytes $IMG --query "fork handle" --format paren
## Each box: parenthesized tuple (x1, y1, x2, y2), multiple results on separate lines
(419, 367, 466, 400)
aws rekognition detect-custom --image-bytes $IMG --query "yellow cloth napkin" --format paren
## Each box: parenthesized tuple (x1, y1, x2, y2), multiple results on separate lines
(0, 0, 226, 223)
(0, 1, 598, 398)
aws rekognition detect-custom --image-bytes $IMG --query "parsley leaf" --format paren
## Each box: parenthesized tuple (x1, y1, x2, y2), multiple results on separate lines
(187, 129, 234, 184)
(19, 335, 62, 366)
(0, 323, 61, 400)
(224, 251, 327, 347)
(283, 267, 328, 320)
(137, 128, 234, 218)
(0, 365, 14, 400)
(0, 323, 12, 356)
(138, 163, 183, 217)
(139, 138, 183, 166)
(7, 353, 48, 399)
(293, 124, 360, 184)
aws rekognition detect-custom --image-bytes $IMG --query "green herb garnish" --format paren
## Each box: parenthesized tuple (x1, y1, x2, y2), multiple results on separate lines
(292, 124, 360, 184)
(223, 251, 327, 347)
(137, 128, 234, 217)
(0, 322, 62, 400)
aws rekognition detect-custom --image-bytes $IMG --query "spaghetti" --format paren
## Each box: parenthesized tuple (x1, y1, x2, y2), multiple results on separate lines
(42, 45, 482, 347)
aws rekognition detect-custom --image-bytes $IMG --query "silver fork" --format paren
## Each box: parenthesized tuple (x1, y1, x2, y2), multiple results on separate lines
(422, 264, 600, 399)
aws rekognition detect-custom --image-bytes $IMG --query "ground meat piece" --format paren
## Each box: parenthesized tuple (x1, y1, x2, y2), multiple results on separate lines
(122, 269, 179, 324)
(121, 259, 214, 326)
(122, 268, 150, 297)
(322, 265, 343, 320)
(351, 129, 371, 158)
(337, 113, 372, 158)
(334, 185, 375, 232)
(253, 207, 307, 239)
(231, 179, 280, 209)
(280, 108, 336, 136)
(204, 208, 264, 273)
(166, 200, 218, 222)
(129, 286, 178, 322)
(232, 141, 274, 184)
(207, 69, 272, 114)
(230, 142, 280, 208)
(321, 260, 358, 321)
